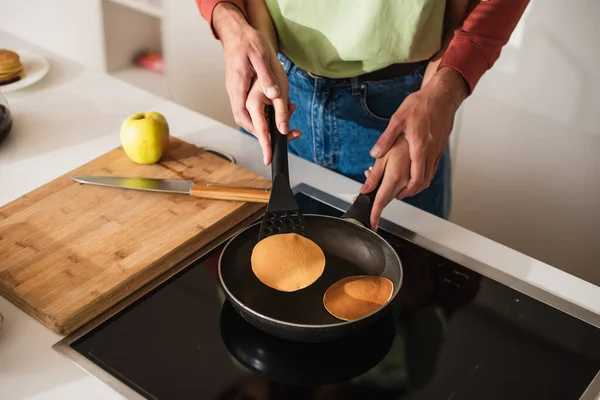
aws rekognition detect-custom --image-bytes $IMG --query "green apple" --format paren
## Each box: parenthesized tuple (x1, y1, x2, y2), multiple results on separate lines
(120, 111, 169, 164)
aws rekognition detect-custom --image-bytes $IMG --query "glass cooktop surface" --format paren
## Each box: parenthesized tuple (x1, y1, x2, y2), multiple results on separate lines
(57, 186, 600, 400)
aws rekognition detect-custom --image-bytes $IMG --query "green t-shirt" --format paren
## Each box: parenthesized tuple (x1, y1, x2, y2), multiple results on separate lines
(266, 0, 446, 78)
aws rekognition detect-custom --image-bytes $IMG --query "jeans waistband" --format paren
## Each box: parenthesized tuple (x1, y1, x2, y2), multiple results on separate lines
(277, 51, 427, 87)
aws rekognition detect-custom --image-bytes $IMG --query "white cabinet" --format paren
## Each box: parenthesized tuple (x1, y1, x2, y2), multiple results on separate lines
(102, 0, 169, 99)
(161, 0, 233, 127)
(100, 0, 233, 126)
(0, 0, 234, 127)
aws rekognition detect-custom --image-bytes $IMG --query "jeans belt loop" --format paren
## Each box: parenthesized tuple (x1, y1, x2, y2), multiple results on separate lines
(277, 52, 293, 74)
(350, 77, 361, 95)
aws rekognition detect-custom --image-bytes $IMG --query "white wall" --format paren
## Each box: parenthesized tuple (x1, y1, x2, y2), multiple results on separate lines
(162, 0, 235, 127)
(450, 0, 600, 285)
(0, 0, 106, 70)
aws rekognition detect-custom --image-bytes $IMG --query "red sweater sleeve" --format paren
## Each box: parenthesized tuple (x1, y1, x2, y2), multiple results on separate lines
(439, 0, 530, 93)
(195, 0, 247, 38)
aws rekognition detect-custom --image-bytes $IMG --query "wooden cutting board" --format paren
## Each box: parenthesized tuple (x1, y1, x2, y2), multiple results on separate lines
(0, 137, 269, 335)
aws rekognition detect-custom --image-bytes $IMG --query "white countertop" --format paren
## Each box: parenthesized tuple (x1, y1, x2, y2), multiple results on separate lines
(1, 30, 599, 400)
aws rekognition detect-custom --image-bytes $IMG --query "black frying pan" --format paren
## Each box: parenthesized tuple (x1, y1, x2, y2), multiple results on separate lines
(218, 106, 403, 343)
(219, 300, 396, 386)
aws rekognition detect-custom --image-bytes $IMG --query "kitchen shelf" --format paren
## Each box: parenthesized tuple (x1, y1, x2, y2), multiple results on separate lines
(112, 67, 169, 98)
(104, 0, 163, 19)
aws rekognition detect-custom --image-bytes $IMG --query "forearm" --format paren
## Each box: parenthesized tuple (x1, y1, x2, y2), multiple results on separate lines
(421, 0, 471, 87)
(247, 0, 278, 52)
(438, 0, 530, 93)
(195, 0, 248, 38)
(212, 2, 251, 43)
(421, 0, 529, 107)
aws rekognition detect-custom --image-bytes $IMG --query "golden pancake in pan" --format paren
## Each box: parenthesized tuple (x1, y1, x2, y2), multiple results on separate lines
(323, 276, 394, 321)
(251, 233, 326, 292)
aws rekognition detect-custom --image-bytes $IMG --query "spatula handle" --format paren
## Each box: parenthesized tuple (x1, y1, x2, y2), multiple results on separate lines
(190, 184, 270, 203)
(342, 180, 382, 230)
(264, 105, 300, 214)
(267, 106, 289, 183)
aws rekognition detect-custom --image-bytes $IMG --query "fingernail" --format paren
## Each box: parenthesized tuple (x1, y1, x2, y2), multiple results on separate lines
(265, 86, 279, 99)
(370, 145, 381, 158)
(293, 130, 301, 138)
(361, 182, 371, 193)
(279, 122, 289, 134)
(368, 166, 373, 171)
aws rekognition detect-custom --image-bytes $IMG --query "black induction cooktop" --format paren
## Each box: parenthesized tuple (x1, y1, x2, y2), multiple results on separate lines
(54, 184, 600, 400)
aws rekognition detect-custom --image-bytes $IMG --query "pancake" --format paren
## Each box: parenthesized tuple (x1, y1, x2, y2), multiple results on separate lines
(0, 49, 20, 66)
(0, 75, 21, 86)
(0, 65, 23, 75)
(0, 49, 23, 85)
(323, 276, 393, 321)
(251, 233, 325, 292)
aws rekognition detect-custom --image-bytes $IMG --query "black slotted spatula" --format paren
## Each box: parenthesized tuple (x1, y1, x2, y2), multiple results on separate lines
(258, 106, 306, 241)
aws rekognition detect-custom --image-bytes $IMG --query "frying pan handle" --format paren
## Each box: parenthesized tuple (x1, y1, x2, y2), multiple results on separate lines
(342, 180, 382, 230)
(267, 105, 289, 183)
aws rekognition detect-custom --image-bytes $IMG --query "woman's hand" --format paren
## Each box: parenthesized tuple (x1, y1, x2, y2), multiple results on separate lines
(245, 76, 301, 164)
(360, 136, 411, 231)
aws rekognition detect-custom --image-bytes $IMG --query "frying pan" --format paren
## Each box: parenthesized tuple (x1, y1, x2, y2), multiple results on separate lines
(218, 106, 403, 343)
(219, 300, 396, 386)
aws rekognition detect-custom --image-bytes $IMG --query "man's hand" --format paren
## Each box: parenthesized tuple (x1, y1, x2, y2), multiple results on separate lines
(213, 3, 294, 164)
(369, 67, 468, 199)
(360, 136, 411, 231)
(246, 77, 301, 162)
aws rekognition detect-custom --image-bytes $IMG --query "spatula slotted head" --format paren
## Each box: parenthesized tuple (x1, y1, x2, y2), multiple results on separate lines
(258, 106, 307, 241)
(258, 173, 306, 240)
(259, 209, 306, 239)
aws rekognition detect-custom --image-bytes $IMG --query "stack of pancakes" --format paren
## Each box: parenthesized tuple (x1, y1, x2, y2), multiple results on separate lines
(0, 49, 24, 86)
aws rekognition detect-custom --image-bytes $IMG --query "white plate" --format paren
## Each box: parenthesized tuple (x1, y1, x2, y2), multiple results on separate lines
(0, 50, 50, 93)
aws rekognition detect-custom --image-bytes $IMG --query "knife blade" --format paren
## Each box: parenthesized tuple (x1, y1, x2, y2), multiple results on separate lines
(71, 176, 270, 203)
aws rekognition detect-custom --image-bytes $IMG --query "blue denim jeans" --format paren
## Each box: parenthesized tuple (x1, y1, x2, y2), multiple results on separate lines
(245, 53, 451, 219)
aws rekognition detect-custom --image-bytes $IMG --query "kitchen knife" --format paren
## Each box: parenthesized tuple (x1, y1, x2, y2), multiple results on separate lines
(71, 176, 270, 203)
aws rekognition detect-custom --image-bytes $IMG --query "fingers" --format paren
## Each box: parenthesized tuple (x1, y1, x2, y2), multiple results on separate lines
(358, 158, 394, 230)
(397, 137, 426, 199)
(424, 154, 440, 185)
(286, 104, 301, 141)
(370, 115, 405, 158)
(246, 93, 271, 165)
(227, 66, 254, 132)
(249, 50, 280, 100)
(272, 97, 289, 134)
(362, 137, 412, 229)
(288, 129, 302, 142)
(360, 161, 384, 194)
(370, 163, 401, 231)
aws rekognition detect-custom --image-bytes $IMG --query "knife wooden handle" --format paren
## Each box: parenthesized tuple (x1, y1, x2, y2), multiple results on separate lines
(190, 184, 270, 203)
